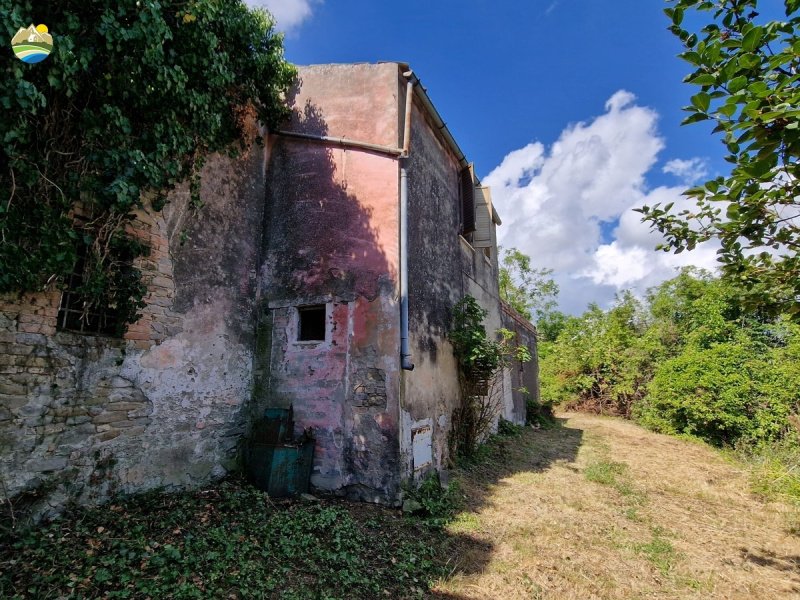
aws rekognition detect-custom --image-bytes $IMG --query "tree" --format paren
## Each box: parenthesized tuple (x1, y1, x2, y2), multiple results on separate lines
(498, 247, 563, 338)
(1, 0, 295, 331)
(638, 0, 800, 317)
(539, 292, 649, 416)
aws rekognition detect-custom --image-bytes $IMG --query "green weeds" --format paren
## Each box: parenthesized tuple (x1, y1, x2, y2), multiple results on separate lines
(0, 480, 450, 599)
(403, 473, 463, 528)
(734, 437, 800, 505)
(633, 526, 678, 575)
(584, 459, 646, 505)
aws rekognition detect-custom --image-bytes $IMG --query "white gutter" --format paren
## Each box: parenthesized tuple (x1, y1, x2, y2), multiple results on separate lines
(399, 73, 415, 371)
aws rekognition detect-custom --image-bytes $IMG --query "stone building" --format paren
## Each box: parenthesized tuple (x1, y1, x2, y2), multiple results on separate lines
(0, 62, 538, 515)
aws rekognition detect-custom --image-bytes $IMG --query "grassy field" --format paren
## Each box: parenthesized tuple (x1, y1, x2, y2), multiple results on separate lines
(3, 413, 799, 599)
(435, 413, 800, 599)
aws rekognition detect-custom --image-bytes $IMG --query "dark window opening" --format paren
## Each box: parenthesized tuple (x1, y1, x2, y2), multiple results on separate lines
(57, 240, 123, 337)
(460, 164, 476, 236)
(298, 305, 326, 341)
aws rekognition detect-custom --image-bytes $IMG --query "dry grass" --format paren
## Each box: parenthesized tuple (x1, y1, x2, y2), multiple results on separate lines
(432, 412, 800, 599)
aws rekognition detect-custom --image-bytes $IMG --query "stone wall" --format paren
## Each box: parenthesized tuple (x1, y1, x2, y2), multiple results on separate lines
(500, 302, 540, 424)
(0, 133, 266, 518)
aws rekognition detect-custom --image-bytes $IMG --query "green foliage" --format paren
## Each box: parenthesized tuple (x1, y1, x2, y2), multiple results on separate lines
(403, 473, 463, 528)
(542, 268, 800, 448)
(497, 247, 566, 341)
(0, 480, 449, 599)
(525, 397, 556, 428)
(449, 295, 531, 457)
(0, 0, 295, 329)
(536, 309, 569, 343)
(638, 0, 800, 317)
(735, 431, 800, 504)
(450, 296, 502, 380)
(450, 296, 531, 385)
(584, 459, 629, 488)
(497, 418, 525, 437)
(636, 333, 800, 446)
(498, 247, 559, 320)
(633, 527, 678, 576)
(540, 291, 650, 416)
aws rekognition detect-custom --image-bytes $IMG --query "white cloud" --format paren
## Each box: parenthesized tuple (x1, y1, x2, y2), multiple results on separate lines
(485, 91, 719, 315)
(545, 1, 560, 15)
(245, 0, 319, 31)
(663, 157, 708, 185)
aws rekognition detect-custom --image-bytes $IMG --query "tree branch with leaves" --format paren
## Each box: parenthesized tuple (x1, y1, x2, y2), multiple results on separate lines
(638, 0, 800, 316)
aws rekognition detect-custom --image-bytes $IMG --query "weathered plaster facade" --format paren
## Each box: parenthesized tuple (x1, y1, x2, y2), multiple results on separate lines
(261, 63, 537, 503)
(1, 62, 538, 514)
(0, 123, 266, 518)
(501, 302, 541, 424)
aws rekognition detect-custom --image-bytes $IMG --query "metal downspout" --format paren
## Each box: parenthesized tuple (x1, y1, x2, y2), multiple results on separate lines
(400, 74, 415, 371)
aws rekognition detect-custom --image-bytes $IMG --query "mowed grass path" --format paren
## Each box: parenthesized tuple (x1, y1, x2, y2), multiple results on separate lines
(435, 413, 800, 599)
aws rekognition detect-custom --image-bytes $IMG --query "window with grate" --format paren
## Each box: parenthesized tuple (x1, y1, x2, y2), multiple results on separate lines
(57, 242, 123, 337)
(297, 304, 326, 341)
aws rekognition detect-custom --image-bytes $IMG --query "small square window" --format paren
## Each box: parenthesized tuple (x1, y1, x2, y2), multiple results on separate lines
(58, 239, 124, 337)
(298, 305, 326, 341)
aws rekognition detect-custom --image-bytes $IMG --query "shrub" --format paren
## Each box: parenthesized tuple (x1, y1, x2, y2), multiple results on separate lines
(636, 335, 800, 446)
(403, 473, 462, 528)
(1, 0, 295, 328)
(449, 295, 531, 457)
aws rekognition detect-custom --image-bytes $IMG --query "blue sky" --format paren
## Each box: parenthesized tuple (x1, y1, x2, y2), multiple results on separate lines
(254, 0, 729, 314)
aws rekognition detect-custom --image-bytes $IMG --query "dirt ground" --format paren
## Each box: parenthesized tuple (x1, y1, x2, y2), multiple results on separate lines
(432, 412, 800, 600)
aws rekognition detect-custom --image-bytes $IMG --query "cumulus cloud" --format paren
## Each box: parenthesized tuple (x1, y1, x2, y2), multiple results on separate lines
(663, 157, 709, 185)
(484, 91, 719, 314)
(245, 0, 319, 31)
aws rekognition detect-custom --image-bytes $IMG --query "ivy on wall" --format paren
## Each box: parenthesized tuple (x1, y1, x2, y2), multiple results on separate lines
(0, 0, 296, 331)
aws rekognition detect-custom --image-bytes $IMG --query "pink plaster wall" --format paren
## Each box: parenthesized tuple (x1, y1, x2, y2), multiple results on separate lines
(261, 63, 403, 502)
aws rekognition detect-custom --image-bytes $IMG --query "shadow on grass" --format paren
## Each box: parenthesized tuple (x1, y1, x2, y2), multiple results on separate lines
(455, 418, 583, 510)
(0, 420, 584, 599)
(740, 547, 800, 574)
(426, 418, 583, 593)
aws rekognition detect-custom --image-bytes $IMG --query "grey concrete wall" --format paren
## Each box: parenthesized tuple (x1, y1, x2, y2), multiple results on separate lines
(458, 197, 519, 425)
(0, 132, 267, 519)
(403, 93, 465, 478)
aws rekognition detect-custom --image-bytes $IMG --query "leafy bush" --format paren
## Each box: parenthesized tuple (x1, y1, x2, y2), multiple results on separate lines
(0, 480, 450, 599)
(542, 269, 800, 448)
(525, 398, 556, 428)
(637, 328, 800, 446)
(539, 292, 650, 417)
(735, 433, 800, 505)
(403, 473, 462, 528)
(497, 418, 525, 436)
(1, 0, 295, 329)
(449, 295, 531, 457)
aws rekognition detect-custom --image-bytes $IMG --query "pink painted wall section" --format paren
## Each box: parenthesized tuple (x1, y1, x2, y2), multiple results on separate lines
(288, 63, 401, 149)
(265, 296, 401, 501)
(260, 63, 403, 503)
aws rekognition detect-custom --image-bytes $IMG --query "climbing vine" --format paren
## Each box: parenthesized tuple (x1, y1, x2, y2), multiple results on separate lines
(449, 296, 531, 457)
(1, 0, 295, 332)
